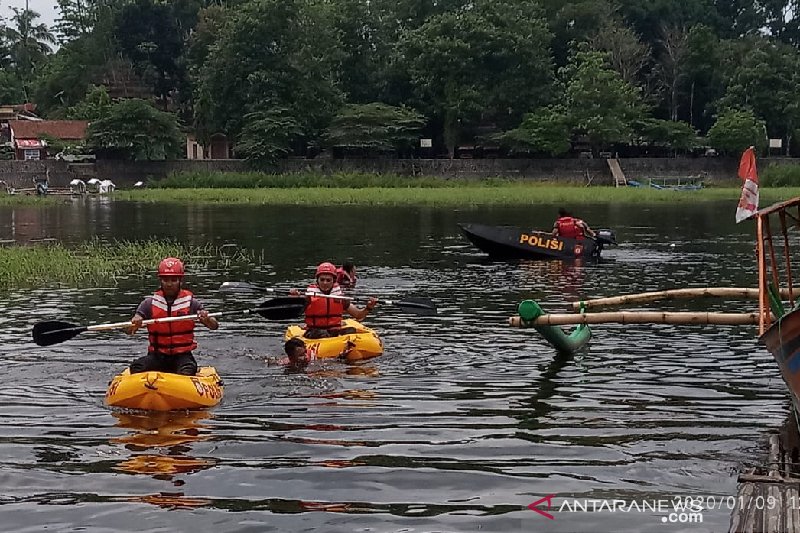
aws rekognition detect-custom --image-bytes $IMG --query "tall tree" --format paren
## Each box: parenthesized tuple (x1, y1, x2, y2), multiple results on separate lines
(402, 0, 554, 157)
(195, 0, 344, 148)
(87, 99, 183, 160)
(762, 0, 800, 45)
(588, 22, 651, 86)
(717, 38, 800, 155)
(683, 25, 724, 132)
(707, 107, 767, 154)
(541, 0, 617, 67)
(54, 0, 116, 43)
(561, 47, 646, 152)
(653, 24, 690, 121)
(712, 0, 766, 38)
(113, 0, 186, 109)
(4, 8, 55, 98)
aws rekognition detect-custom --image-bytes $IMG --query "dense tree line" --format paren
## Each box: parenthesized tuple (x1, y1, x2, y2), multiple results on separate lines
(1, 0, 799, 161)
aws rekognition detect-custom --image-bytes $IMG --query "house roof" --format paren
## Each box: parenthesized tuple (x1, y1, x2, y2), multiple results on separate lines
(9, 120, 89, 140)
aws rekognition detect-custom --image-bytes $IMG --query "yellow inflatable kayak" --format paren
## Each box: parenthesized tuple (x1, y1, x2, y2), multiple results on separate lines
(105, 366, 223, 411)
(284, 319, 383, 361)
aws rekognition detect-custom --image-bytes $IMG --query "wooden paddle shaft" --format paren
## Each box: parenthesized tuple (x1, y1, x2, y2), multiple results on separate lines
(510, 311, 761, 326)
(570, 287, 793, 311)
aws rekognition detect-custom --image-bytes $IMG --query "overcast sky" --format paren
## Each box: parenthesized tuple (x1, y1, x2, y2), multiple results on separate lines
(4, 0, 59, 28)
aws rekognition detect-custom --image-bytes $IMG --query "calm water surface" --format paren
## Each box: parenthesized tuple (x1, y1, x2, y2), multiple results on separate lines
(0, 199, 789, 532)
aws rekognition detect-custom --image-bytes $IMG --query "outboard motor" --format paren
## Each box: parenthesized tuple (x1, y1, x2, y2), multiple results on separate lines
(595, 229, 617, 246)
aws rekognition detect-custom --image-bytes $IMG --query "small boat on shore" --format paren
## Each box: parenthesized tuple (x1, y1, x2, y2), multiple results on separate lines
(459, 223, 616, 260)
(284, 319, 383, 361)
(105, 366, 224, 411)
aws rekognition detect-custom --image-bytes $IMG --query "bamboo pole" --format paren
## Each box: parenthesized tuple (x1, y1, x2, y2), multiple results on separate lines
(779, 210, 795, 307)
(758, 215, 769, 334)
(569, 287, 792, 311)
(510, 311, 761, 327)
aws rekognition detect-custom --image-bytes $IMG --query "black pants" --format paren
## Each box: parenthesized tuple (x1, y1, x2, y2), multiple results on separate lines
(129, 351, 198, 376)
(304, 327, 358, 339)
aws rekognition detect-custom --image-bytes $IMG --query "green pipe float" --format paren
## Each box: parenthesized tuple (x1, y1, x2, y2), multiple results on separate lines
(513, 299, 591, 354)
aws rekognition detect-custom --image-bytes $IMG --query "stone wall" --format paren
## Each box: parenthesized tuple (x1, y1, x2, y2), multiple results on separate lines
(0, 156, 795, 189)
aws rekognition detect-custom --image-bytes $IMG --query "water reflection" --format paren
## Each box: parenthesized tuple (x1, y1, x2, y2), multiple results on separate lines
(111, 410, 216, 509)
(516, 351, 575, 430)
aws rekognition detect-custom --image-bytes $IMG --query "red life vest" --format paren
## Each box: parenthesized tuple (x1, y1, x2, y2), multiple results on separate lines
(304, 284, 347, 329)
(335, 267, 356, 288)
(147, 289, 197, 355)
(556, 216, 582, 239)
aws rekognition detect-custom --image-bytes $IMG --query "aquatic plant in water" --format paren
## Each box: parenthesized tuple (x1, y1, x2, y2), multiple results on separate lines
(0, 240, 252, 289)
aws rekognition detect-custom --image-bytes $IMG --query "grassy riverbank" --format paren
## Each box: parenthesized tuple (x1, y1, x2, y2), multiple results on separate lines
(0, 240, 249, 289)
(115, 184, 800, 206)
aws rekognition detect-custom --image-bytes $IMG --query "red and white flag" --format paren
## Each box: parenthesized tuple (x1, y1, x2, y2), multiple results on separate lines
(735, 146, 759, 223)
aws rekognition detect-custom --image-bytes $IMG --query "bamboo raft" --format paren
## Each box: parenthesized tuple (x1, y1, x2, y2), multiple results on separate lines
(729, 412, 800, 533)
(508, 287, 777, 353)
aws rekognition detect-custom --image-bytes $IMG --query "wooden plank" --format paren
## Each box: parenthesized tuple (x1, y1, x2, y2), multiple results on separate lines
(765, 484, 781, 532)
(731, 482, 756, 533)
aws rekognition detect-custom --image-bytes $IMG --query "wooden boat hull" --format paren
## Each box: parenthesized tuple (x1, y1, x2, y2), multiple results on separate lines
(761, 307, 800, 413)
(284, 319, 383, 361)
(105, 366, 224, 411)
(459, 223, 602, 260)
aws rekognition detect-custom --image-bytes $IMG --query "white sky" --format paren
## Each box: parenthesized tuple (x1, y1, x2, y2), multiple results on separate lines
(3, 0, 59, 28)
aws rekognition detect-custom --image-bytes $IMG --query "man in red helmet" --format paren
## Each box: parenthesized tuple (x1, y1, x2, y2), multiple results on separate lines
(125, 257, 219, 375)
(289, 261, 377, 339)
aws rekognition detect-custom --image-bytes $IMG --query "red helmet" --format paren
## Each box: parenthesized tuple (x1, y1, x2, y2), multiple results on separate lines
(315, 262, 337, 278)
(158, 257, 185, 277)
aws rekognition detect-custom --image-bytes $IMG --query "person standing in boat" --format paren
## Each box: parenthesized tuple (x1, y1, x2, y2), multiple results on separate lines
(125, 257, 219, 375)
(335, 261, 357, 289)
(552, 208, 596, 239)
(290, 262, 376, 339)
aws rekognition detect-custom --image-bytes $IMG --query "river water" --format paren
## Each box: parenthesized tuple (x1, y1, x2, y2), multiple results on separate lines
(0, 198, 789, 532)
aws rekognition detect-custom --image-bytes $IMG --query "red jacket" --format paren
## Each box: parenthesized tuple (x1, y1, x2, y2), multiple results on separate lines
(304, 284, 347, 329)
(147, 289, 197, 355)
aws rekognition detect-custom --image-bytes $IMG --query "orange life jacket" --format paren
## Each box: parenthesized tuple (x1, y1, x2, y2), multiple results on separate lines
(556, 216, 582, 239)
(147, 289, 197, 355)
(335, 267, 356, 288)
(304, 284, 346, 329)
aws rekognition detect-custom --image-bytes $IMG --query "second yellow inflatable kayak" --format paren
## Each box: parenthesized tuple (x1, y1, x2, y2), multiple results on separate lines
(284, 319, 383, 361)
(105, 366, 224, 411)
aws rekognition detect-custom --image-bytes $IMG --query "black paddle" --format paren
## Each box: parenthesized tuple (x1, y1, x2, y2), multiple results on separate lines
(220, 281, 438, 316)
(32, 297, 306, 347)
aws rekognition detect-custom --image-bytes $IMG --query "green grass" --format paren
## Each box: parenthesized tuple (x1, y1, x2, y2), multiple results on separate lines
(155, 171, 473, 189)
(114, 185, 800, 206)
(0, 240, 251, 289)
(762, 165, 800, 187)
(0, 194, 63, 206)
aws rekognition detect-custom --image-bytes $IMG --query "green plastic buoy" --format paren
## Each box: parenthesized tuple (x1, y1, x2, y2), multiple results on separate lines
(518, 299, 544, 321)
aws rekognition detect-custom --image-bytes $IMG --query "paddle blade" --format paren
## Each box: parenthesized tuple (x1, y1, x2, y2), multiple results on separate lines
(32, 320, 87, 346)
(254, 297, 305, 320)
(393, 298, 438, 316)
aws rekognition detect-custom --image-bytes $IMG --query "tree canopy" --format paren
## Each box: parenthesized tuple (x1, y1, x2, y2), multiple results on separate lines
(1, 0, 799, 158)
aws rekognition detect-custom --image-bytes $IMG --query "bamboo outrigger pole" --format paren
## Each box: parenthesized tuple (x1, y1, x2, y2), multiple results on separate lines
(569, 287, 793, 311)
(510, 311, 761, 327)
